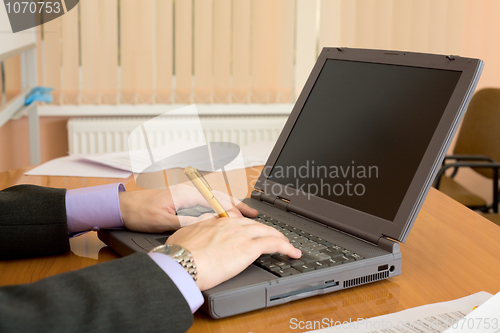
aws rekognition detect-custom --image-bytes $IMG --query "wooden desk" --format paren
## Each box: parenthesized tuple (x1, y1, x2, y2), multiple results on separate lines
(1, 166, 500, 332)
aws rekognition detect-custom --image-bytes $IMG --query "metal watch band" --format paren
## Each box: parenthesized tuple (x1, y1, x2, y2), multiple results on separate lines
(150, 244, 197, 282)
(174, 249, 197, 282)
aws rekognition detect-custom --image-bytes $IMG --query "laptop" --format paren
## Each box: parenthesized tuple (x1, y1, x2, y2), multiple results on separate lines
(98, 48, 483, 318)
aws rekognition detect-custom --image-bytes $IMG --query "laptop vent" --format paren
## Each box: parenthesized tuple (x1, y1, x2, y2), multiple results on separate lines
(343, 271, 389, 288)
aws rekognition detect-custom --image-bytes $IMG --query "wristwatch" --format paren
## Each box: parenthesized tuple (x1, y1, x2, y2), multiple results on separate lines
(150, 244, 197, 281)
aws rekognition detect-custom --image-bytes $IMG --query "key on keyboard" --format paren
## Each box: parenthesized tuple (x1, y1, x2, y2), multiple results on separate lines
(252, 214, 364, 277)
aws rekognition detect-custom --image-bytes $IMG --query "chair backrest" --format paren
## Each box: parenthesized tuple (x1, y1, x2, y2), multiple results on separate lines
(454, 88, 500, 179)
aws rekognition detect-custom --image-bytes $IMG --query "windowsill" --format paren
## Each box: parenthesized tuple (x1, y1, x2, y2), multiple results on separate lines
(38, 104, 294, 117)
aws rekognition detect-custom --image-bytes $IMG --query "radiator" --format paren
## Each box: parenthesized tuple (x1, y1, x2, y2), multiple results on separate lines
(67, 115, 288, 154)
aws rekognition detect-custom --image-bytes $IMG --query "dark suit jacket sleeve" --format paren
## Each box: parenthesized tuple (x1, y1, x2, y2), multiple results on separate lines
(0, 253, 193, 333)
(0, 184, 69, 259)
(0, 185, 194, 332)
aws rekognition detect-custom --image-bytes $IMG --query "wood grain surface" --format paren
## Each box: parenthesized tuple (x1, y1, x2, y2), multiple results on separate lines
(1, 166, 499, 333)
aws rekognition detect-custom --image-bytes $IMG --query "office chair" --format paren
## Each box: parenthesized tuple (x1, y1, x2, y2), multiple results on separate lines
(434, 88, 500, 225)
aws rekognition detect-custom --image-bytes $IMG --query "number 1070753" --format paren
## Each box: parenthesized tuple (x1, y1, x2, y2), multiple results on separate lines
(5, 2, 62, 14)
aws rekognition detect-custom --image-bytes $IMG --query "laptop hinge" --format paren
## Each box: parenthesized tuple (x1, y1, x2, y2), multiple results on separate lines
(253, 190, 290, 212)
(377, 236, 400, 253)
(251, 189, 263, 201)
(254, 192, 397, 250)
(286, 203, 382, 246)
(273, 197, 289, 211)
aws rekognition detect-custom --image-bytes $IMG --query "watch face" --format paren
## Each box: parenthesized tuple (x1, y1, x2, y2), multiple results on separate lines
(165, 244, 184, 256)
(151, 244, 185, 257)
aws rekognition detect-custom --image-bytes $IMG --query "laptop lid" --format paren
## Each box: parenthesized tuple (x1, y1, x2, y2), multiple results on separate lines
(255, 48, 483, 244)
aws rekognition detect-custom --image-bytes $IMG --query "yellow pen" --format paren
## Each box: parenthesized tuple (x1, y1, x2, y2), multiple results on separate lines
(184, 166, 230, 218)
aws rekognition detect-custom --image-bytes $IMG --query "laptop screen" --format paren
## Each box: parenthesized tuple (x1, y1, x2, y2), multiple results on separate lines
(268, 59, 462, 222)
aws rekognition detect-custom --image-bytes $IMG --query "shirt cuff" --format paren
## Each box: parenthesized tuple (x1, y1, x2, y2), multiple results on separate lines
(65, 183, 126, 234)
(148, 252, 204, 313)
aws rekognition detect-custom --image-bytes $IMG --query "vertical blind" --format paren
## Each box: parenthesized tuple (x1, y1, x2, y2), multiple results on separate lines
(1, 0, 500, 107)
(38, 0, 297, 105)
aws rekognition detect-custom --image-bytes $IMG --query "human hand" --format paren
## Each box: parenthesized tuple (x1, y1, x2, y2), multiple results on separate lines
(119, 184, 258, 233)
(166, 214, 302, 291)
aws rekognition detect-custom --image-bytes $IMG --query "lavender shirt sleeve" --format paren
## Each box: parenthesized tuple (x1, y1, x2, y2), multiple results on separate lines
(148, 253, 204, 313)
(65, 183, 204, 313)
(65, 183, 126, 234)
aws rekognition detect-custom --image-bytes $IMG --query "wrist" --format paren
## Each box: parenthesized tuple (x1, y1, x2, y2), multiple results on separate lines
(66, 183, 125, 233)
(148, 252, 204, 313)
(150, 244, 197, 282)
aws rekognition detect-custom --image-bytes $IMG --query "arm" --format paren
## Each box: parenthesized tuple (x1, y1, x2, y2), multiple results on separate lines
(0, 183, 202, 332)
(0, 183, 297, 332)
(0, 183, 126, 259)
(0, 185, 69, 259)
(1, 182, 258, 258)
(0, 214, 300, 332)
(434, 161, 500, 213)
(440, 154, 495, 179)
(0, 253, 194, 333)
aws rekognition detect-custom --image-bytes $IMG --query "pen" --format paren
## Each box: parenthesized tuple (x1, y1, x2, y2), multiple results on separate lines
(184, 166, 230, 218)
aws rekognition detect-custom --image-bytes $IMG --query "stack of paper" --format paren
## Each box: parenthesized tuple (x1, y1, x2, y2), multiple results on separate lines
(25, 140, 276, 178)
(306, 292, 499, 333)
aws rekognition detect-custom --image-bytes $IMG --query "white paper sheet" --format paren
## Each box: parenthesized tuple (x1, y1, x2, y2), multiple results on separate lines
(443, 291, 500, 333)
(78, 140, 276, 173)
(25, 155, 132, 178)
(306, 292, 493, 333)
(80, 140, 206, 173)
(24, 140, 276, 178)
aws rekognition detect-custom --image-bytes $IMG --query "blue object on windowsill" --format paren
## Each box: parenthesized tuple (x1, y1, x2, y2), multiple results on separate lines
(25, 87, 54, 105)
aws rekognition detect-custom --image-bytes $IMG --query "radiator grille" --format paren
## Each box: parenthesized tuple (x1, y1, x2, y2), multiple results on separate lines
(67, 115, 287, 154)
(343, 271, 390, 288)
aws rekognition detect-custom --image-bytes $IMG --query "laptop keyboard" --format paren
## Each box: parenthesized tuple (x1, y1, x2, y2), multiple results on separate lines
(253, 214, 364, 277)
